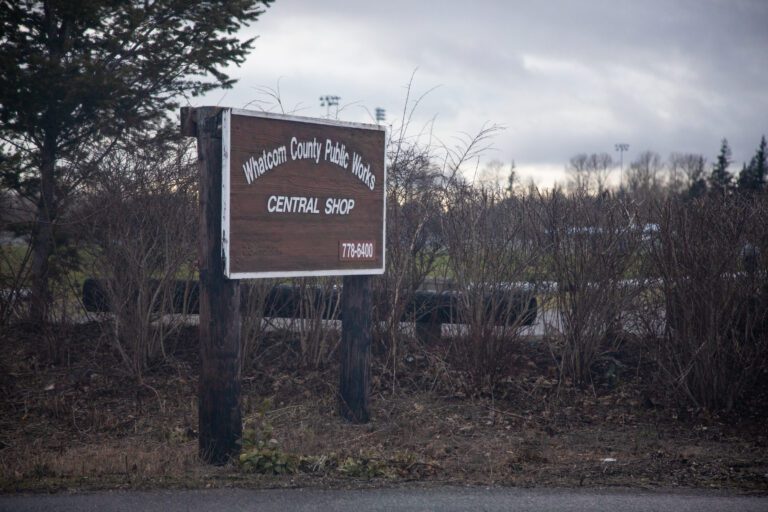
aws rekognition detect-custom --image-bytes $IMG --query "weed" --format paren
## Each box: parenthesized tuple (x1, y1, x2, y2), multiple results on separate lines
(238, 400, 297, 475)
(338, 456, 389, 479)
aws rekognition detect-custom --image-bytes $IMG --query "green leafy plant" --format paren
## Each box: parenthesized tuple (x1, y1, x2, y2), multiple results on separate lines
(338, 456, 389, 479)
(238, 401, 297, 475)
(238, 441, 297, 475)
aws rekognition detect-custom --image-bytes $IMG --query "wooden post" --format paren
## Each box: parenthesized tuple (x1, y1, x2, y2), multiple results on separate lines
(186, 107, 242, 464)
(339, 275, 372, 423)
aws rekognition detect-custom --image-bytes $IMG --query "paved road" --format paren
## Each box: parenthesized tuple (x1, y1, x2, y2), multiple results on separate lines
(2, 487, 766, 512)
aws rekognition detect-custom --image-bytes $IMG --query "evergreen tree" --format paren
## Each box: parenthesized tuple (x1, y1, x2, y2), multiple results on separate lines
(0, 0, 273, 322)
(737, 162, 751, 190)
(505, 161, 517, 196)
(687, 155, 708, 198)
(756, 135, 768, 186)
(709, 138, 733, 195)
(737, 135, 767, 192)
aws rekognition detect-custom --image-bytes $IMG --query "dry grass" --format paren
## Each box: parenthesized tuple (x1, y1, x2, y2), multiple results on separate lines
(1, 322, 767, 493)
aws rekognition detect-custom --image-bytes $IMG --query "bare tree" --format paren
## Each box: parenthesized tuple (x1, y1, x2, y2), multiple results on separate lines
(590, 153, 614, 194)
(566, 153, 614, 195)
(476, 159, 517, 192)
(668, 152, 707, 195)
(566, 154, 591, 194)
(626, 151, 665, 203)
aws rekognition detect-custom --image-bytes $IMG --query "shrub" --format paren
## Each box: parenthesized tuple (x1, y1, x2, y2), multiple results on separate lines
(534, 191, 643, 386)
(650, 193, 768, 410)
(83, 136, 197, 382)
(442, 184, 542, 392)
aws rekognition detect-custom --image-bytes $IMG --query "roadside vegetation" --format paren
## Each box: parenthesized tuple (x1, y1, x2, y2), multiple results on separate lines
(2, 116, 767, 491)
(1, 0, 767, 493)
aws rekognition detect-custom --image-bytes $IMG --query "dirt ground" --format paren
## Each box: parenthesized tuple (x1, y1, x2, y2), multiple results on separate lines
(1, 322, 766, 494)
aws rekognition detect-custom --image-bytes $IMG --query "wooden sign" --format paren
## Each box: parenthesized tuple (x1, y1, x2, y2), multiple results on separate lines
(222, 109, 386, 278)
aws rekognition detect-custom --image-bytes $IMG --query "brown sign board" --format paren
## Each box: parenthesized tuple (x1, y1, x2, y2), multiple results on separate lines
(222, 109, 386, 278)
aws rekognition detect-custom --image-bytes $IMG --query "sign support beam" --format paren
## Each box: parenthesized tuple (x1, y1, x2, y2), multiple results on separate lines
(339, 275, 372, 423)
(191, 107, 243, 464)
(183, 106, 384, 462)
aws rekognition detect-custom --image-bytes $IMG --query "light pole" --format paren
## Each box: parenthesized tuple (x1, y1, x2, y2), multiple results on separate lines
(615, 143, 629, 189)
(319, 95, 340, 118)
(375, 107, 386, 125)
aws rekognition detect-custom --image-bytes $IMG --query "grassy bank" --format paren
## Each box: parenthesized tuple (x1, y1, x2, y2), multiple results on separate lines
(1, 322, 766, 493)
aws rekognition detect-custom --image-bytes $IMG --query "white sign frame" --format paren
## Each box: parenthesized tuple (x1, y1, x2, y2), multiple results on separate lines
(221, 108, 387, 279)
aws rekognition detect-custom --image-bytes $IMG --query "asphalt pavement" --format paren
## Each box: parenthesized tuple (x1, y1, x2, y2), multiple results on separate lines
(1, 487, 766, 512)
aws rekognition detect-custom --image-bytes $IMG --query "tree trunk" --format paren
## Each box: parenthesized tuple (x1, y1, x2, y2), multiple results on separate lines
(29, 130, 57, 324)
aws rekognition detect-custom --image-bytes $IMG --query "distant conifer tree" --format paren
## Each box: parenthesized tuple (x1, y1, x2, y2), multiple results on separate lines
(709, 138, 733, 195)
(737, 135, 767, 192)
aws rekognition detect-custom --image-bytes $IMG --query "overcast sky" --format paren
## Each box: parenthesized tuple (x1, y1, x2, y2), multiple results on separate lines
(197, 0, 768, 187)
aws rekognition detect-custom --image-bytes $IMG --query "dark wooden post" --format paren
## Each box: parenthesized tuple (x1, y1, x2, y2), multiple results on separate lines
(183, 107, 242, 464)
(339, 275, 372, 423)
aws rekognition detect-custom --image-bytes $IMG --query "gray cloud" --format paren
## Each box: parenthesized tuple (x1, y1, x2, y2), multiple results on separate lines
(204, 0, 768, 185)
